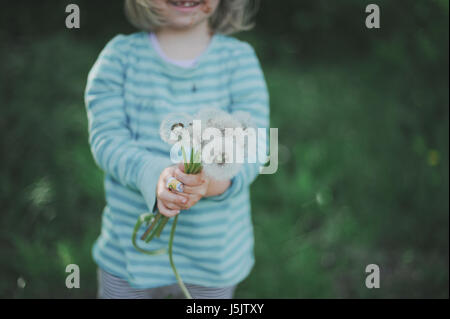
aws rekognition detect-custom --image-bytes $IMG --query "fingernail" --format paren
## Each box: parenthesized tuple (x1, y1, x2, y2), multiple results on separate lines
(182, 198, 187, 203)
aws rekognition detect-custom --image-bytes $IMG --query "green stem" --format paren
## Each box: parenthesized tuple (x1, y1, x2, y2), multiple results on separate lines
(144, 216, 164, 243)
(169, 215, 192, 299)
(132, 214, 167, 255)
(189, 146, 194, 167)
(191, 164, 202, 174)
(181, 146, 189, 173)
(155, 216, 169, 238)
(140, 213, 161, 241)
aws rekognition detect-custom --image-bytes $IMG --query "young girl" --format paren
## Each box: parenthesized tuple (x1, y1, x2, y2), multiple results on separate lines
(85, 0, 269, 299)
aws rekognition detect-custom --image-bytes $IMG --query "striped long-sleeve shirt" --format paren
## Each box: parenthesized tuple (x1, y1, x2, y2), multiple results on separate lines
(84, 32, 270, 288)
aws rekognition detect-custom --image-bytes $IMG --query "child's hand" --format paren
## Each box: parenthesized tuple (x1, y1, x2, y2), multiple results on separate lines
(173, 163, 231, 205)
(156, 163, 232, 216)
(156, 166, 189, 217)
(173, 163, 209, 209)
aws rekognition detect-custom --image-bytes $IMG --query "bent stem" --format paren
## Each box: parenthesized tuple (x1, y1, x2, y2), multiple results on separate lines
(132, 146, 200, 299)
(132, 213, 167, 255)
(169, 214, 192, 299)
(132, 213, 191, 298)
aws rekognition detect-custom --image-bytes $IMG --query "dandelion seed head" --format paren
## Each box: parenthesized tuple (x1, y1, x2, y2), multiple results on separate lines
(160, 112, 192, 144)
(162, 108, 253, 180)
(194, 108, 241, 132)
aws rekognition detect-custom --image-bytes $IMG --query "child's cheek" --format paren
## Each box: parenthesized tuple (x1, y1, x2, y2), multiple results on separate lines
(203, 0, 221, 15)
(151, 0, 168, 12)
(201, 0, 213, 14)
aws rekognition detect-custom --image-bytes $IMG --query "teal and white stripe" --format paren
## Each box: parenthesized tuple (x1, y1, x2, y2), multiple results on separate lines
(85, 32, 269, 289)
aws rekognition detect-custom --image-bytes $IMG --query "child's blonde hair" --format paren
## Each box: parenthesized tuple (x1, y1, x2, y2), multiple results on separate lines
(124, 0, 259, 35)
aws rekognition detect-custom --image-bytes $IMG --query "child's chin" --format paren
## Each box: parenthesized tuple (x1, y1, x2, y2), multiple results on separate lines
(168, 17, 204, 29)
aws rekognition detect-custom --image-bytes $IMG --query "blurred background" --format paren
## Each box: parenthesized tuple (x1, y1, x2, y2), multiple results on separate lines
(0, 0, 448, 298)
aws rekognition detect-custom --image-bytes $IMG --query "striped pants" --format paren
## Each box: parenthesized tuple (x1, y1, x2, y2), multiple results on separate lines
(97, 268, 237, 299)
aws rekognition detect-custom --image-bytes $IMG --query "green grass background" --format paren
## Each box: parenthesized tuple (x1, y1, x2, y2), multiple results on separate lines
(0, 0, 448, 298)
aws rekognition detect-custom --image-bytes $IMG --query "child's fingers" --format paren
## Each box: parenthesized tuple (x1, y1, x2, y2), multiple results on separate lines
(157, 200, 180, 218)
(177, 193, 202, 210)
(166, 192, 200, 210)
(182, 184, 207, 196)
(174, 168, 204, 186)
(158, 188, 188, 206)
(163, 200, 183, 211)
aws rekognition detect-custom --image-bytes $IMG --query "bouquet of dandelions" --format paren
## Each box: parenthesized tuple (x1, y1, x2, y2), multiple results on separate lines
(131, 108, 254, 299)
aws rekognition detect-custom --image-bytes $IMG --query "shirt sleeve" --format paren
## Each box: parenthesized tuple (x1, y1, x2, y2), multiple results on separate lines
(84, 34, 173, 211)
(208, 42, 270, 202)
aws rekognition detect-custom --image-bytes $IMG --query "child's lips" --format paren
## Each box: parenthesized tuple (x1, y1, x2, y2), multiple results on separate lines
(168, 0, 203, 12)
